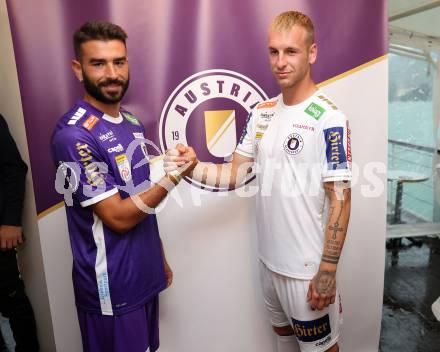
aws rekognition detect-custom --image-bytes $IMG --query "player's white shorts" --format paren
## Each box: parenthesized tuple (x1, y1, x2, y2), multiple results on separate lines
(259, 260, 343, 352)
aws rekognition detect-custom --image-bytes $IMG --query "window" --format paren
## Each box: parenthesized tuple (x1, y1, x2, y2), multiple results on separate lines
(388, 49, 437, 223)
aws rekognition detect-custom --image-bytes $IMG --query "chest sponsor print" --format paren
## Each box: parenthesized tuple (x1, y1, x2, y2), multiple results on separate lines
(99, 130, 117, 143)
(293, 123, 315, 132)
(107, 144, 124, 154)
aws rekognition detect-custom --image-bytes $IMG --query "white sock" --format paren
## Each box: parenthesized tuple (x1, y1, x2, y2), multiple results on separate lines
(276, 334, 299, 352)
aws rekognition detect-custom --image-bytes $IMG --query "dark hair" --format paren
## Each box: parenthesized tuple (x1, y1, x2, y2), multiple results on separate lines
(73, 21, 128, 59)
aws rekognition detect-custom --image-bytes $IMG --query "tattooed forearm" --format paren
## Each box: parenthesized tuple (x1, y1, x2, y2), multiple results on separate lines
(328, 203, 344, 239)
(321, 182, 351, 267)
(314, 270, 336, 294)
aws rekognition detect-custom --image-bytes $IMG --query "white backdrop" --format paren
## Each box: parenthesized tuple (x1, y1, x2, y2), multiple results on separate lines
(0, 0, 387, 349)
(155, 57, 388, 352)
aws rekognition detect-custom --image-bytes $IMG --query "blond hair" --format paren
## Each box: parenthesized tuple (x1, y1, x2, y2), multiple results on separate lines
(269, 11, 315, 45)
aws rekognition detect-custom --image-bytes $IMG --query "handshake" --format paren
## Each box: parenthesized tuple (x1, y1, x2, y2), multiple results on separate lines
(163, 143, 198, 182)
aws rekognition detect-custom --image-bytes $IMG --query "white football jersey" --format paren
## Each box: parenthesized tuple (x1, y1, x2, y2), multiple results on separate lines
(236, 90, 352, 279)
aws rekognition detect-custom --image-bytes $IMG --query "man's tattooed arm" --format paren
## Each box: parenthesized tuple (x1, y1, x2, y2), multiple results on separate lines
(308, 181, 351, 309)
(321, 181, 351, 266)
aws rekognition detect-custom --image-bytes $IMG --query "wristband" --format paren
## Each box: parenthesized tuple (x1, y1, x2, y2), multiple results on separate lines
(169, 170, 182, 183)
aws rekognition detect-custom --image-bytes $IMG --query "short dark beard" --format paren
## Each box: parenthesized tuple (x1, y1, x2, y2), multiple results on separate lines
(82, 71, 129, 104)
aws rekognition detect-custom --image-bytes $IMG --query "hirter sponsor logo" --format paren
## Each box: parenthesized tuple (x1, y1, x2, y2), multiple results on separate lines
(75, 142, 105, 187)
(324, 126, 348, 170)
(291, 314, 331, 343)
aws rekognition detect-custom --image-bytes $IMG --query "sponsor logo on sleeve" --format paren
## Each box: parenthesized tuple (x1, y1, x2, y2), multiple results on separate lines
(305, 102, 325, 120)
(115, 154, 132, 182)
(82, 114, 99, 130)
(324, 127, 348, 170)
(75, 142, 105, 186)
(67, 107, 86, 125)
(123, 112, 141, 126)
(283, 133, 304, 155)
(291, 314, 331, 344)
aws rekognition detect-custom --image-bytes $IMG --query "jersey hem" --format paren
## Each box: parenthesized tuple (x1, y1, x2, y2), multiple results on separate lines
(259, 256, 315, 280)
(80, 188, 119, 207)
(234, 148, 253, 158)
(322, 175, 352, 183)
(75, 281, 167, 316)
(270, 320, 291, 327)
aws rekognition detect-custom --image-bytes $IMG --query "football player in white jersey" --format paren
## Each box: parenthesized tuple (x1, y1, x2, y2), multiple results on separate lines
(164, 11, 351, 352)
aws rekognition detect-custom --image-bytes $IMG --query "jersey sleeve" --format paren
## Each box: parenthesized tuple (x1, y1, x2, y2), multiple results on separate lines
(318, 111, 352, 182)
(235, 111, 255, 158)
(52, 127, 119, 207)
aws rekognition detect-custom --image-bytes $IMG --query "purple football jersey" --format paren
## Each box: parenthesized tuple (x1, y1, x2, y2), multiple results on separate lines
(51, 100, 166, 315)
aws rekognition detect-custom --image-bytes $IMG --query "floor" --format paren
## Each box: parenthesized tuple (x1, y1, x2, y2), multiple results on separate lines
(2, 236, 439, 352)
(379, 236, 440, 352)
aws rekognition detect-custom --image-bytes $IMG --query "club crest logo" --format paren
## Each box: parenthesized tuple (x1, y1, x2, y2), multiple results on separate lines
(159, 69, 268, 191)
(283, 133, 304, 155)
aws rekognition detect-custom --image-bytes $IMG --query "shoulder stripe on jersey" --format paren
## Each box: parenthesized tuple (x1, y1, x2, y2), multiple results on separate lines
(67, 107, 87, 125)
(317, 94, 339, 110)
(92, 213, 113, 315)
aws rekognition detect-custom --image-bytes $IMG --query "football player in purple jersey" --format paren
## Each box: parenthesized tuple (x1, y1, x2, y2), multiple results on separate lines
(51, 21, 196, 352)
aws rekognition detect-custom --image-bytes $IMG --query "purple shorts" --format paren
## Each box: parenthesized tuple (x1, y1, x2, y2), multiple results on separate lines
(77, 296, 159, 352)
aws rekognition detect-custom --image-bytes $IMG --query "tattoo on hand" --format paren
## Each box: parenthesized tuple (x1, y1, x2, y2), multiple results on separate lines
(314, 270, 336, 294)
